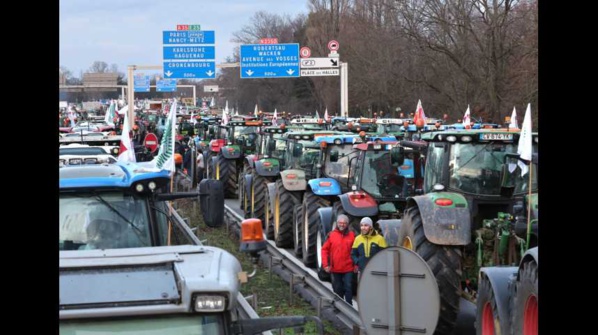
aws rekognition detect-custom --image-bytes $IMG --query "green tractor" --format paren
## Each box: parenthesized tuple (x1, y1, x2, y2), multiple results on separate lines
(474, 152, 538, 335)
(239, 125, 288, 233)
(207, 118, 269, 198)
(393, 128, 538, 335)
(265, 130, 343, 247)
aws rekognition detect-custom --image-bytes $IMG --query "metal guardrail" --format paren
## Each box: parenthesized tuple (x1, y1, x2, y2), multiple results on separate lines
(223, 204, 366, 334)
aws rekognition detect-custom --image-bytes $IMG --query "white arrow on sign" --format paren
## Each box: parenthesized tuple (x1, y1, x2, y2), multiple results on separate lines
(165, 71, 173, 77)
(245, 70, 254, 76)
(300, 57, 339, 68)
(206, 70, 214, 77)
(286, 69, 295, 75)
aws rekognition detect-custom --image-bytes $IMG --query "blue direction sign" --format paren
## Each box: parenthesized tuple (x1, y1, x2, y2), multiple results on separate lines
(163, 30, 215, 44)
(163, 46, 215, 60)
(134, 75, 150, 92)
(163, 61, 216, 79)
(240, 43, 300, 78)
(156, 79, 177, 92)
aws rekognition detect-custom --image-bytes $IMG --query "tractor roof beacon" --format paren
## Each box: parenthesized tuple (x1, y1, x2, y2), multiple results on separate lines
(59, 162, 323, 335)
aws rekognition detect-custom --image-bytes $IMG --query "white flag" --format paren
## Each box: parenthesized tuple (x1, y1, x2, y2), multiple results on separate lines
(272, 109, 278, 126)
(67, 106, 76, 128)
(190, 110, 197, 125)
(462, 105, 471, 127)
(254, 104, 258, 117)
(516, 103, 533, 176)
(117, 107, 136, 163)
(222, 106, 229, 126)
(210, 97, 215, 107)
(315, 110, 320, 119)
(509, 107, 518, 129)
(104, 100, 116, 126)
(151, 99, 178, 172)
(324, 108, 329, 121)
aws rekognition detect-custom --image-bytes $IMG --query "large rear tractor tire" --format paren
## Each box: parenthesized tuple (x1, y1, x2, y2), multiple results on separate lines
(292, 204, 303, 258)
(511, 261, 538, 335)
(251, 174, 272, 240)
(302, 191, 328, 268)
(238, 164, 252, 212)
(217, 155, 238, 199)
(273, 179, 301, 248)
(398, 206, 462, 335)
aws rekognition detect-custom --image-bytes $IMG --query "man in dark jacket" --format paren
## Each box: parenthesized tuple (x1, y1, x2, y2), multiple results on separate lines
(351, 217, 388, 279)
(321, 214, 356, 304)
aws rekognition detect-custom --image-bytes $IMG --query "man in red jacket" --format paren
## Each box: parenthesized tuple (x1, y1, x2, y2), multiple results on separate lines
(321, 214, 357, 304)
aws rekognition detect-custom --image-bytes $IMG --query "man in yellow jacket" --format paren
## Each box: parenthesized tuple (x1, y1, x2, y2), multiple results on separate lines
(351, 217, 388, 278)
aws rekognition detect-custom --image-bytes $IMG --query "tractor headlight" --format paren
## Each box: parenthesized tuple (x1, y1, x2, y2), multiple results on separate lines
(135, 183, 144, 192)
(193, 294, 226, 312)
(148, 181, 157, 191)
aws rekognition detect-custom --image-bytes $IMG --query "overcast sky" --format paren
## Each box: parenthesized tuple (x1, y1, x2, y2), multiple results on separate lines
(59, 0, 309, 77)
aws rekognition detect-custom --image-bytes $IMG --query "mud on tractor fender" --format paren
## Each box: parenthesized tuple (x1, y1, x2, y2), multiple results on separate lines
(266, 182, 278, 223)
(254, 159, 280, 177)
(244, 155, 257, 170)
(220, 145, 242, 159)
(280, 170, 307, 191)
(338, 192, 378, 217)
(408, 192, 471, 245)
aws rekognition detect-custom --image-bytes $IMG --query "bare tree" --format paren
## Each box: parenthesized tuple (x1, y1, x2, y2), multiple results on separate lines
(88, 61, 110, 73)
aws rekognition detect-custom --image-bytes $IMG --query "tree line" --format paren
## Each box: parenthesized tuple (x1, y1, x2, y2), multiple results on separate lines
(60, 0, 537, 125)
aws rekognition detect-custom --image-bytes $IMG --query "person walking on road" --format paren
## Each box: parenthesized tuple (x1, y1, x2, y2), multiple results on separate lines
(321, 214, 357, 304)
(352, 217, 388, 279)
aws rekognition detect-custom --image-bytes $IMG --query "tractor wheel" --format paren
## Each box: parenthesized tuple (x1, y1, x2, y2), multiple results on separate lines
(273, 179, 301, 248)
(301, 191, 328, 268)
(398, 206, 462, 335)
(251, 174, 272, 240)
(217, 155, 238, 199)
(292, 204, 303, 258)
(239, 164, 252, 212)
(475, 274, 500, 335)
(511, 261, 538, 335)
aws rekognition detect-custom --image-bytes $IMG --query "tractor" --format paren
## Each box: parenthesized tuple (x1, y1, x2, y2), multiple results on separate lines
(392, 127, 538, 335)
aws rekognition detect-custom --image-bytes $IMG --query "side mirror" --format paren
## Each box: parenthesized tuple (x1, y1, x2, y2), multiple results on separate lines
(330, 150, 339, 162)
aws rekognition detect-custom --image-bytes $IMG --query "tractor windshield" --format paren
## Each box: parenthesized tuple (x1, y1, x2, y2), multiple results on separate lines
(59, 192, 151, 250)
(359, 150, 401, 197)
(447, 142, 537, 195)
(375, 123, 402, 135)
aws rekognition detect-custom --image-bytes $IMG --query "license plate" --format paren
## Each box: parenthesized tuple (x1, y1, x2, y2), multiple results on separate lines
(480, 133, 513, 140)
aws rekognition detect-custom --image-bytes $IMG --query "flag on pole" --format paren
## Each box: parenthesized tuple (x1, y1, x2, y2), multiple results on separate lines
(151, 99, 178, 172)
(67, 106, 76, 128)
(117, 107, 136, 163)
(104, 100, 116, 126)
(413, 99, 427, 126)
(509, 107, 518, 129)
(225, 100, 229, 112)
(315, 110, 320, 119)
(254, 104, 258, 117)
(462, 105, 471, 127)
(272, 109, 278, 126)
(190, 110, 197, 125)
(209, 97, 215, 108)
(516, 103, 533, 176)
(222, 106, 229, 126)
(324, 108, 329, 121)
